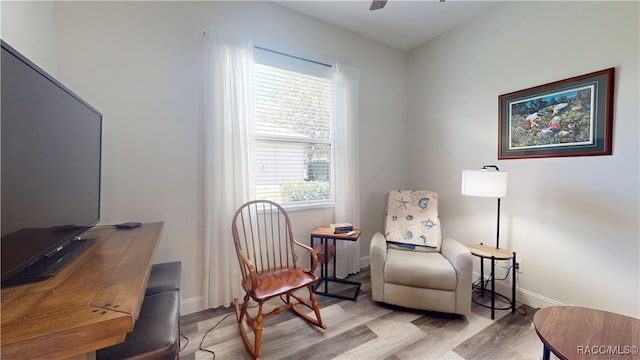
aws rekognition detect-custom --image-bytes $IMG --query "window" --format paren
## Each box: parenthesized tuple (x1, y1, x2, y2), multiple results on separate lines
(253, 48, 334, 207)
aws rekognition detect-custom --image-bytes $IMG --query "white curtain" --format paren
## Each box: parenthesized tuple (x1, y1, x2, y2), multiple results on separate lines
(333, 63, 361, 278)
(202, 31, 255, 309)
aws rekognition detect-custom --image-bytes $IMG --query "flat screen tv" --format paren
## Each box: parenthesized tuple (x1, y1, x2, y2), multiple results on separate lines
(1, 40, 102, 286)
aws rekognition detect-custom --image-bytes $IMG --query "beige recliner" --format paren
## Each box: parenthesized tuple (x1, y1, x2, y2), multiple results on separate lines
(370, 190, 472, 315)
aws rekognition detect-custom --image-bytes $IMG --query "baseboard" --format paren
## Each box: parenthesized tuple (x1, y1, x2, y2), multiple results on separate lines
(473, 271, 564, 310)
(180, 296, 204, 315)
(360, 255, 370, 269)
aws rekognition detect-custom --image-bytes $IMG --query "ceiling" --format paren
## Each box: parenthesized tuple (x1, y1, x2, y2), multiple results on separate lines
(274, 0, 499, 51)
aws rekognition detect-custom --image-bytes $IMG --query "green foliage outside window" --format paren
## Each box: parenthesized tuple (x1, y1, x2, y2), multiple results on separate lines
(280, 181, 330, 202)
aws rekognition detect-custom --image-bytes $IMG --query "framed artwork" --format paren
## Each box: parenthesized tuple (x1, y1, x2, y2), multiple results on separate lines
(498, 68, 614, 159)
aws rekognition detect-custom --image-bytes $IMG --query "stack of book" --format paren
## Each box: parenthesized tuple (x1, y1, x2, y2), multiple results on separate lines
(330, 223, 353, 234)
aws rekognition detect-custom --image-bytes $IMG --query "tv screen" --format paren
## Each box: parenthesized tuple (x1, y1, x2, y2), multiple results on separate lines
(1, 40, 102, 284)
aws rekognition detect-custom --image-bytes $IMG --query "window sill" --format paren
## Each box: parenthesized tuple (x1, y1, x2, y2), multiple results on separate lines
(281, 200, 335, 212)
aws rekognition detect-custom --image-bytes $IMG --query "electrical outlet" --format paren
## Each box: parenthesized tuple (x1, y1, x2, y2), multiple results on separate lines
(515, 259, 523, 273)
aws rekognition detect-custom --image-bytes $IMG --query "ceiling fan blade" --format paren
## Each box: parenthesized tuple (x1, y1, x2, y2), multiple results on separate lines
(369, 0, 387, 11)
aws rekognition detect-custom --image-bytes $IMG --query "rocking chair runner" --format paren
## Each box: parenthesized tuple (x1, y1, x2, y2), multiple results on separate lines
(231, 200, 327, 359)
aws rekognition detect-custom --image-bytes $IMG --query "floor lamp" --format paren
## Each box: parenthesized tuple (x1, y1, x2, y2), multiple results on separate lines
(461, 165, 508, 249)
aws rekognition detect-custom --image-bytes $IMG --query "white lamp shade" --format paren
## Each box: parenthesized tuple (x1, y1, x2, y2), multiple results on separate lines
(461, 170, 508, 198)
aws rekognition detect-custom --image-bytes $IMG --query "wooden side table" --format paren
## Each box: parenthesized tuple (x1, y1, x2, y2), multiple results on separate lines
(534, 306, 640, 360)
(310, 226, 361, 301)
(466, 243, 516, 319)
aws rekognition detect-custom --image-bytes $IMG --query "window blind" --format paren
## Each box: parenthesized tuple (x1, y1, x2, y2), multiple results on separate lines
(253, 48, 334, 205)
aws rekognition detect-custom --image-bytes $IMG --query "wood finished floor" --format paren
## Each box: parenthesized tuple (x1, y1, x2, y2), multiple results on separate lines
(179, 268, 550, 360)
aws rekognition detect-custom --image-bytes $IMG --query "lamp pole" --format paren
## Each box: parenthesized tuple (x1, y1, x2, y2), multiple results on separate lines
(496, 197, 501, 249)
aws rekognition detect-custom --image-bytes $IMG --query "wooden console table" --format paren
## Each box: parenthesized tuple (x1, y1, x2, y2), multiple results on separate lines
(534, 306, 640, 360)
(1, 222, 163, 360)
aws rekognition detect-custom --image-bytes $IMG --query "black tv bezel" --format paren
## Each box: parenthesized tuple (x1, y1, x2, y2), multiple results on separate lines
(0, 39, 103, 284)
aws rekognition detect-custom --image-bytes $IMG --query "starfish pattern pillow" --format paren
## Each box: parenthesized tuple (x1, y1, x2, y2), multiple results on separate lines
(385, 190, 441, 251)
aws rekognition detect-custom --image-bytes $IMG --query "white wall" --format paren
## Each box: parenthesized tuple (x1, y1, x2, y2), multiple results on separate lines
(1, 1, 58, 75)
(1, 1, 407, 314)
(406, 1, 639, 317)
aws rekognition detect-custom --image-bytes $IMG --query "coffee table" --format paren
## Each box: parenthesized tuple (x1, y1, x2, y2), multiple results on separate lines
(533, 306, 640, 360)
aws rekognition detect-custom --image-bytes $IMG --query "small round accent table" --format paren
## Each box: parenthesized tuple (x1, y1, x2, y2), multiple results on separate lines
(534, 306, 640, 360)
(466, 243, 516, 319)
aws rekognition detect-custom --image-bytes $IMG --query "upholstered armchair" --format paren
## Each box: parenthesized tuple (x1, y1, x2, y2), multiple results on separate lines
(370, 190, 472, 315)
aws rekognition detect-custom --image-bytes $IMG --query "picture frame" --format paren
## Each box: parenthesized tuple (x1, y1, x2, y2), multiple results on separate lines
(498, 68, 614, 159)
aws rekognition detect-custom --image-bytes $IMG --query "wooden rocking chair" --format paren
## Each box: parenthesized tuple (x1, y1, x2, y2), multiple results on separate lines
(231, 200, 327, 359)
